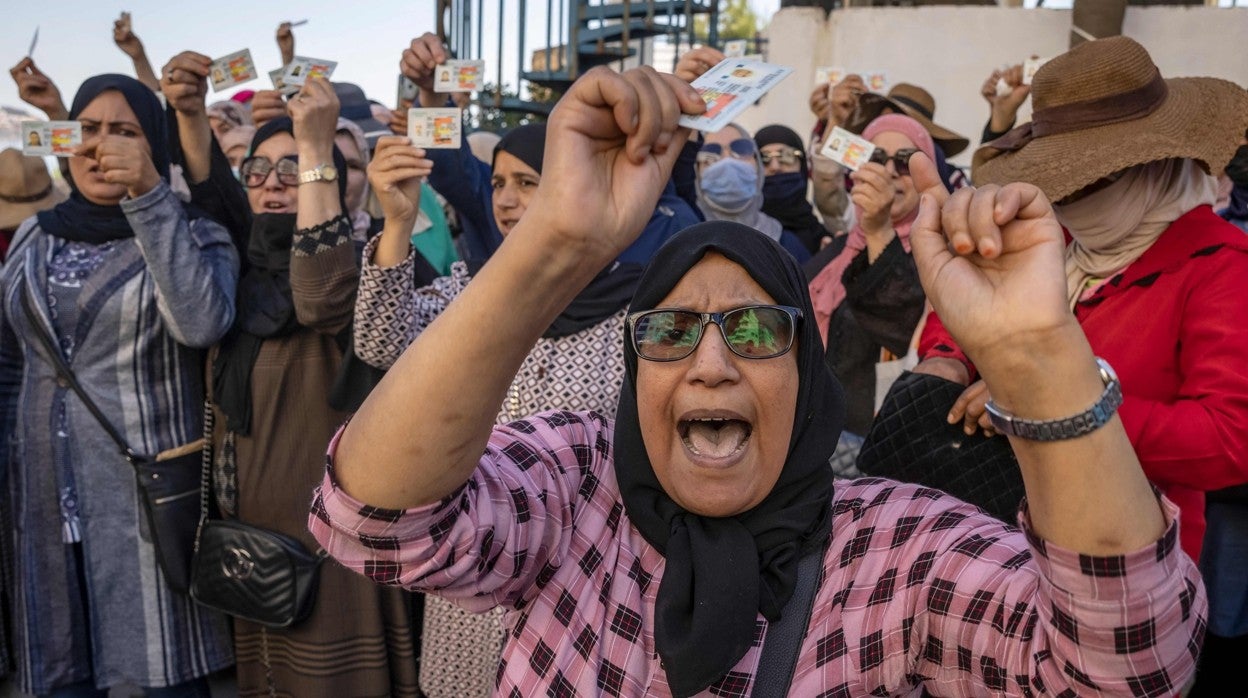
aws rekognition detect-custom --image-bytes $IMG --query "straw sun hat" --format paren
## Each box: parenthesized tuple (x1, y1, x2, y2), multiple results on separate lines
(0, 148, 65, 230)
(972, 36, 1248, 203)
(847, 83, 970, 158)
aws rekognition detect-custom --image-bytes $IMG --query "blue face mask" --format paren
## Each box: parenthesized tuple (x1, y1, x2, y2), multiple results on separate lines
(700, 158, 758, 211)
(230, 166, 241, 182)
(762, 171, 806, 201)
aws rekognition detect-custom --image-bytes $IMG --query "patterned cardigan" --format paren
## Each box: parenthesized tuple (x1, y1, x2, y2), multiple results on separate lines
(353, 237, 627, 422)
(0, 183, 237, 693)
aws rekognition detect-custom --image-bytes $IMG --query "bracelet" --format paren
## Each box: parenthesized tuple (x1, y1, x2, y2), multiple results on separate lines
(984, 357, 1123, 441)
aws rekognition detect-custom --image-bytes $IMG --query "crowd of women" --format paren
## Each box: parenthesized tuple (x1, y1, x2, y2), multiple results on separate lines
(1, 14, 1247, 698)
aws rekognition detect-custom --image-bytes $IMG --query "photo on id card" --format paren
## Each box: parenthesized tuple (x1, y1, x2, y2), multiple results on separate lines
(22, 121, 81, 157)
(678, 58, 792, 133)
(407, 108, 462, 149)
(283, 57, 337, 87)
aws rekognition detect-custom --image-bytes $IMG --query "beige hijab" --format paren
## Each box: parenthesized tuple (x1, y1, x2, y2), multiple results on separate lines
(1054, 158, 1216, 309)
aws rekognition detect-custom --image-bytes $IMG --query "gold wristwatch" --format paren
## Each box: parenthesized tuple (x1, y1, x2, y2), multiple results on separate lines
(298, 163, 338, 185)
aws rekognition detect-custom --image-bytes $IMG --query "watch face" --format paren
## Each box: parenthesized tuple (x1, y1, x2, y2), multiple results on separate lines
(322, 165, 338, 181)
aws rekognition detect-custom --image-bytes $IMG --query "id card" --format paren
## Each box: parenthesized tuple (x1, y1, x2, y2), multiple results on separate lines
(678, 58, 792, 133)
(433, 60, 484, 92)
(269, 67, 300, 96)
(23, 120, 81, 157)
(282, 56, 337, 87)
(1022, 56, 1050, 85)
(819, 126, 876, 172)
(397, 75, 419, 105)
(815, 66, 845, 87)
(407, 108, 462, 149)
(723, 39, 747, 58)
(209, 49, 258, 92)
(865, 71, 888, 93)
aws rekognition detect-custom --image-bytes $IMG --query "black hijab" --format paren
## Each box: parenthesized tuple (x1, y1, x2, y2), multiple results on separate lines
(755, 124, 823, 254)
(213, 117, 349, 433)
(37, 74, 172, 243)
(613, 221, 845, 696)
(487, 122, 643, 338)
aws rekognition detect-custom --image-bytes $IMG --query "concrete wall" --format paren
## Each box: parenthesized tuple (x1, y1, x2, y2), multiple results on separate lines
(736, 5, 1248, 166)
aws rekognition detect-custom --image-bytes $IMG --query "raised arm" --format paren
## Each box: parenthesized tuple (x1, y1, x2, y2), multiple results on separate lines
(334, 66, 705, 509)
(908, 153, 1163, 554)
(113, 13, 160, 93)
(89, 132, 239, 347)
(9, 58, 68, 120)
(160, 52, 214, 184)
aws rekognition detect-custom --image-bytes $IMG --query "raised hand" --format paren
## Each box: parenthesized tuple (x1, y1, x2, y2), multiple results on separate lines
(400, 33, 449, 97)
(674, 47, 724, 84)
(85, 135, 161, 199)
(288, 78, 340, 151)
(982, 64, 1030, 135)
(828, 74, 866, 128)
(907, 152, 1071, 369)
(250, 90, 289, 130)
(809, 82, 830, 122)
(848, 161, 894, 237)
(524, 66, 705, 264)
(369, 136, 432, 226)
(276, 22, 296, 66)
(10, 58, 67, 120)
(113, 12, 144, 59)
(161, 52, 211, 116)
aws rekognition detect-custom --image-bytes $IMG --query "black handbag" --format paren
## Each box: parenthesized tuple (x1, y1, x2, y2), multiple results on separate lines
(188, 394, 326, 629)
(857, 370, 1027, 523)
(22, 289, 202, 593)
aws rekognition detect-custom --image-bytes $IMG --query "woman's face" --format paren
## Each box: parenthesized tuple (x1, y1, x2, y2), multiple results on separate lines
(636, 252, 799, 517)
(335, 132, 368, 215)
(246, 131, 298, 215)
(491, 150, 540, 237)
(208, 115, 232, 142)
(225, 143, 249, 170)
(869, 130, 921, 222)
(69, 90, 150, 206)
(760, 143, 802, 176)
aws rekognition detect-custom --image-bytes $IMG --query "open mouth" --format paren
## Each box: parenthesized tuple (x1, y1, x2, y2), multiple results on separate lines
(262, 200, 292, 212)
(678, 417, 752, 460)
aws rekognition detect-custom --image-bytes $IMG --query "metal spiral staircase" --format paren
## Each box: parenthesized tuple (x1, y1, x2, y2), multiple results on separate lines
(437, 0, 723, 115)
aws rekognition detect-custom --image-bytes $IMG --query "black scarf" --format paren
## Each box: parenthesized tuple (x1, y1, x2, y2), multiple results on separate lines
(213, 118, 349, 434)
(612, 221, 845, 696)
(755, 125, 824, 253)
(37, 74, 172, 244)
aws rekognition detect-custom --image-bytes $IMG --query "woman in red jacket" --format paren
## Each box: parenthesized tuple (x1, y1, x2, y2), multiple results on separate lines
(915, 37, 1248, 565)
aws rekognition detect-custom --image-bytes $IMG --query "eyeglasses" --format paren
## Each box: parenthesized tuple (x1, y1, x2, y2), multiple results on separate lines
(760, 147, 803, 167)
(239, 155, 300, 188)
(696, 138, 758, 166)
(627, 305, 801, 362)
(867, 148, 919, 176)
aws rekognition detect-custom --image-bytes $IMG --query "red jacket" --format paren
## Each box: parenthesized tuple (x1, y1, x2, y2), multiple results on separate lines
(919, 206, 1248, 561)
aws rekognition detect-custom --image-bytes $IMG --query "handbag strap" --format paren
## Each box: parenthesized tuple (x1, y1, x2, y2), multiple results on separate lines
(752, 543, 825, 698)
(20, 284, 138, 463)
(196, 398, 215, 538)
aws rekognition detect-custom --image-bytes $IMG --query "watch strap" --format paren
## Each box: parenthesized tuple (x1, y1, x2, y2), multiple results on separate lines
(985, 357, 1123, 441)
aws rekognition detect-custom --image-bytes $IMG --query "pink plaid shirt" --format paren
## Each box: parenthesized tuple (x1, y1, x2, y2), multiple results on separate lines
(310, 411, 1204, 697)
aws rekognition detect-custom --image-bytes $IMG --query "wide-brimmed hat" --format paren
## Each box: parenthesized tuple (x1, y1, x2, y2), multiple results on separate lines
(973, 36, 1248, 203)
(0, 148, 65, 230)
(846, 83, 969, 158)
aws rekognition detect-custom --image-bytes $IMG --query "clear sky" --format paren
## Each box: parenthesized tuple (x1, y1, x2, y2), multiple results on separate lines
(1, 0, 781, 117)
(4, 0, 1238, 118)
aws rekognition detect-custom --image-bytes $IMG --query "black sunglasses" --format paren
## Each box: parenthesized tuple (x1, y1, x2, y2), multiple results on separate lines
(867, 148, 919, 176)
(627, 305, 801, 362)
(239, 155, 300, 188)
